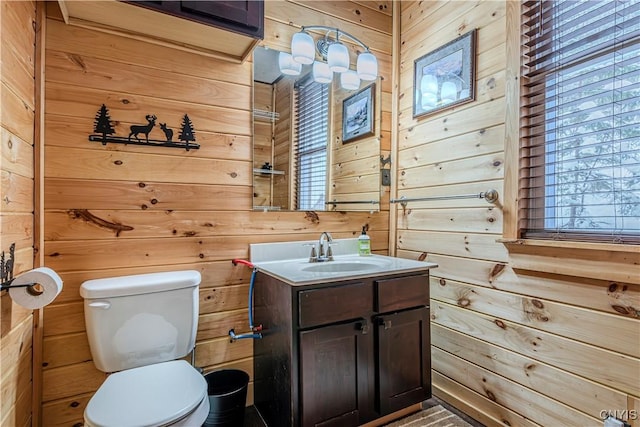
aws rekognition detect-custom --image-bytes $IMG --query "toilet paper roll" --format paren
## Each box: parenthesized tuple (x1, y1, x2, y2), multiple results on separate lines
(8, 267, 63, 309)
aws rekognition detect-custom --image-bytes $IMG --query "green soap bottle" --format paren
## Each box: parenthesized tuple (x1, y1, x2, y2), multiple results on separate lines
(358, 226, 371, 256)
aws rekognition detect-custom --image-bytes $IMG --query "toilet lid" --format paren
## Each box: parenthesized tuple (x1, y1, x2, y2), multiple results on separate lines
(85, 360, 207, 427)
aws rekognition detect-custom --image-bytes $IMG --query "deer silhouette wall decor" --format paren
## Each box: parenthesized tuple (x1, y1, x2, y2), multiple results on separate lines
(159, 123, 174, 142)
(129, 115, 157, 143)
(88, 105, 200, 151)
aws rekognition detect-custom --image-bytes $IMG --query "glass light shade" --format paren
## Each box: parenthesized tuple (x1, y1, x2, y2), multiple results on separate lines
(356, 52, 378, 81)
(278, 52, 302, 76)
(340, 70, 360, 91)
(328, 42, 349, 73)
(312, 61, 332, 84)
(291, 31, 315, 65)
(441, 81, 458, 103)
(420, 74, 438, 95)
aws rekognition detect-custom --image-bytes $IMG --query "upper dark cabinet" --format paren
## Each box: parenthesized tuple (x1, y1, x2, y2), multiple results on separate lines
(57, 0, 264, 62)
(134, 1, 264, 39)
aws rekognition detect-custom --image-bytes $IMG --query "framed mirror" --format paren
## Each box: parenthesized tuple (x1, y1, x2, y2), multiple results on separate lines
(252, 46, 381, 212)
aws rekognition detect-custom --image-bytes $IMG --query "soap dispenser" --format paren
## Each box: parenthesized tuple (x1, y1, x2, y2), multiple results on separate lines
(358, 226, 371, 256)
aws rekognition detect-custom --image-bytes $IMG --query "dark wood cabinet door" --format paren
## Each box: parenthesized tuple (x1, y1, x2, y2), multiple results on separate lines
(128, 1, 264, 38)
(376, 307, 431, 414)
(181, 1, 262, 33)
(299, 320, 374, 427)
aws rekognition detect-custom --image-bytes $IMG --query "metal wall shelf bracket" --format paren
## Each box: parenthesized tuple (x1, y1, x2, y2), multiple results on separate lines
(1, 243, 36, 292)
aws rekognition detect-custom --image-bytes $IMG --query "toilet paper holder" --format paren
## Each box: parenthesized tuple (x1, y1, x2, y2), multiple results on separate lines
(1, 243, 37, 292)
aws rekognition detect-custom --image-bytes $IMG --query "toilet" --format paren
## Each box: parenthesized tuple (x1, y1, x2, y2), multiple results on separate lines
(80, 270, 210, 427)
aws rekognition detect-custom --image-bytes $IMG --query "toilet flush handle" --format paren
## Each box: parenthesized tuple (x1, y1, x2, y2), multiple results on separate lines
(88, 301, 111, 310)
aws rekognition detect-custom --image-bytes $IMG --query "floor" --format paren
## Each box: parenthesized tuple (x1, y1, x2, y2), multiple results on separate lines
(243, 397, 485, 427)
(422, 397, 485, 427)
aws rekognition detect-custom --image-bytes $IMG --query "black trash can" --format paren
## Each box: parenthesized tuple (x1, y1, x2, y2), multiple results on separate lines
(203, 369, 249, 427)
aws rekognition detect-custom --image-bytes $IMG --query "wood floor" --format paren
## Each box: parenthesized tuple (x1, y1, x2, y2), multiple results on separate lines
(242, 397, 485, 427)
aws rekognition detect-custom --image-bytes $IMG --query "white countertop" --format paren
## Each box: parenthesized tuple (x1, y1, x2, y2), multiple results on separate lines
(250, 239, 437, 286)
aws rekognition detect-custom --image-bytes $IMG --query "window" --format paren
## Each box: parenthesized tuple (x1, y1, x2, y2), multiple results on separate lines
(521, 0, 640, 244)
(293, 76, 329, 210)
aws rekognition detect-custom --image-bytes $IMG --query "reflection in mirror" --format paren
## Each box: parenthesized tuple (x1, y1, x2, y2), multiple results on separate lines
(253, 46, 381, 212)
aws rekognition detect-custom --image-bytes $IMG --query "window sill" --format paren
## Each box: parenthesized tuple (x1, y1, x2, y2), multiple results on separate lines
(498, 238, 639, 284)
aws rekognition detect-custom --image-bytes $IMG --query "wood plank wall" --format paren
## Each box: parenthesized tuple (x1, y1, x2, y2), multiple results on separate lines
(397, 2, 640, 426)
(39, 2, 392, 425)
(0, 1, 36, 426)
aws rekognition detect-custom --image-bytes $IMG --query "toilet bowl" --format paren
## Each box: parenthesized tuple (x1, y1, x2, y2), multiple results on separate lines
(80, 271, 208, 427)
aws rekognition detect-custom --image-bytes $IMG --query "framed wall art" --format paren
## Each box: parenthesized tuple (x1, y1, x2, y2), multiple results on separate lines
(413, 29, 476, 118)
(342, 83, 375, 143)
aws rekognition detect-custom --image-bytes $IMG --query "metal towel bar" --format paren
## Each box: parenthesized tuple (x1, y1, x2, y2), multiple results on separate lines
(325, 200, 380, 205)
(390, 189, 499, 208)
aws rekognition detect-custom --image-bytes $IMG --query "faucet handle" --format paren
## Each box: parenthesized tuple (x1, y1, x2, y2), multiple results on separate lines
(303, 243, 317, 262)
(326, 245, 334, 261)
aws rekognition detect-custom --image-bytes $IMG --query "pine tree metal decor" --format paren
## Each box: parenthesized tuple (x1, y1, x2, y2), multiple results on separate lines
(88, 104, 200, 151)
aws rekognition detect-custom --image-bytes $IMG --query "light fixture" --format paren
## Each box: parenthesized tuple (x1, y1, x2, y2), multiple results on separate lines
(356, 52, 378, 81)
(340, 70, 360, 91)
(312, 61, 332, 84)
(328, 41, 349, 73)
(280, 26, 378, 89)
(278, 52, 302, 76)
(291, 31, 315, 65)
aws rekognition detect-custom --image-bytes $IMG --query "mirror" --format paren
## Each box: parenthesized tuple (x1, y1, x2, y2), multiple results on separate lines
(252, 46, 381, 212)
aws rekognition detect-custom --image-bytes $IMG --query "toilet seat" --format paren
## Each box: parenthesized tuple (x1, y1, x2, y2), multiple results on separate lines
(84, 360, 207, 427)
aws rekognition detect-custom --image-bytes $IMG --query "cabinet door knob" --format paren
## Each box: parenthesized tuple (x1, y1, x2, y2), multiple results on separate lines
(377, 317, 392, 330)
(356, 319, 369, 335)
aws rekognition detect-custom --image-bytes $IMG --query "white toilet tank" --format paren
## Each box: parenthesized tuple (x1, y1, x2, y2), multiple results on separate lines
(80, 270, 201, 373)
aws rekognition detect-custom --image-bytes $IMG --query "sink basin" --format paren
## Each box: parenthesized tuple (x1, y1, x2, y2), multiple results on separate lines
(301, 261, 380, 273)
(250, 239, 437, 285)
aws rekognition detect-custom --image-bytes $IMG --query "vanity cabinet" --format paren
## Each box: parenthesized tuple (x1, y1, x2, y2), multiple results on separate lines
(253, 271, 431, 427)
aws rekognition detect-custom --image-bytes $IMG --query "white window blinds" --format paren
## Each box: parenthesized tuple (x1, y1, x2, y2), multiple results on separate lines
(521, 0, 640, 243)
(294, 76, 329, 210)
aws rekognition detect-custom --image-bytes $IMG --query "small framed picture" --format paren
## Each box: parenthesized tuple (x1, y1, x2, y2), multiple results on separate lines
(413, 29, 476, 118)
(342, 83, 375, 143)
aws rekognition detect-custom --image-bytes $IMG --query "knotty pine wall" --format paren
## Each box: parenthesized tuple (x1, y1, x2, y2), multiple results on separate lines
(1, 1, 37, 426)
(39, 1, 392, 425)
(397, 2, 639, 426)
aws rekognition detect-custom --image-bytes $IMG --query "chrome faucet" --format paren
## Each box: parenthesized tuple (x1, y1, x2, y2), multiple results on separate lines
(317, 232, 333, 262)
